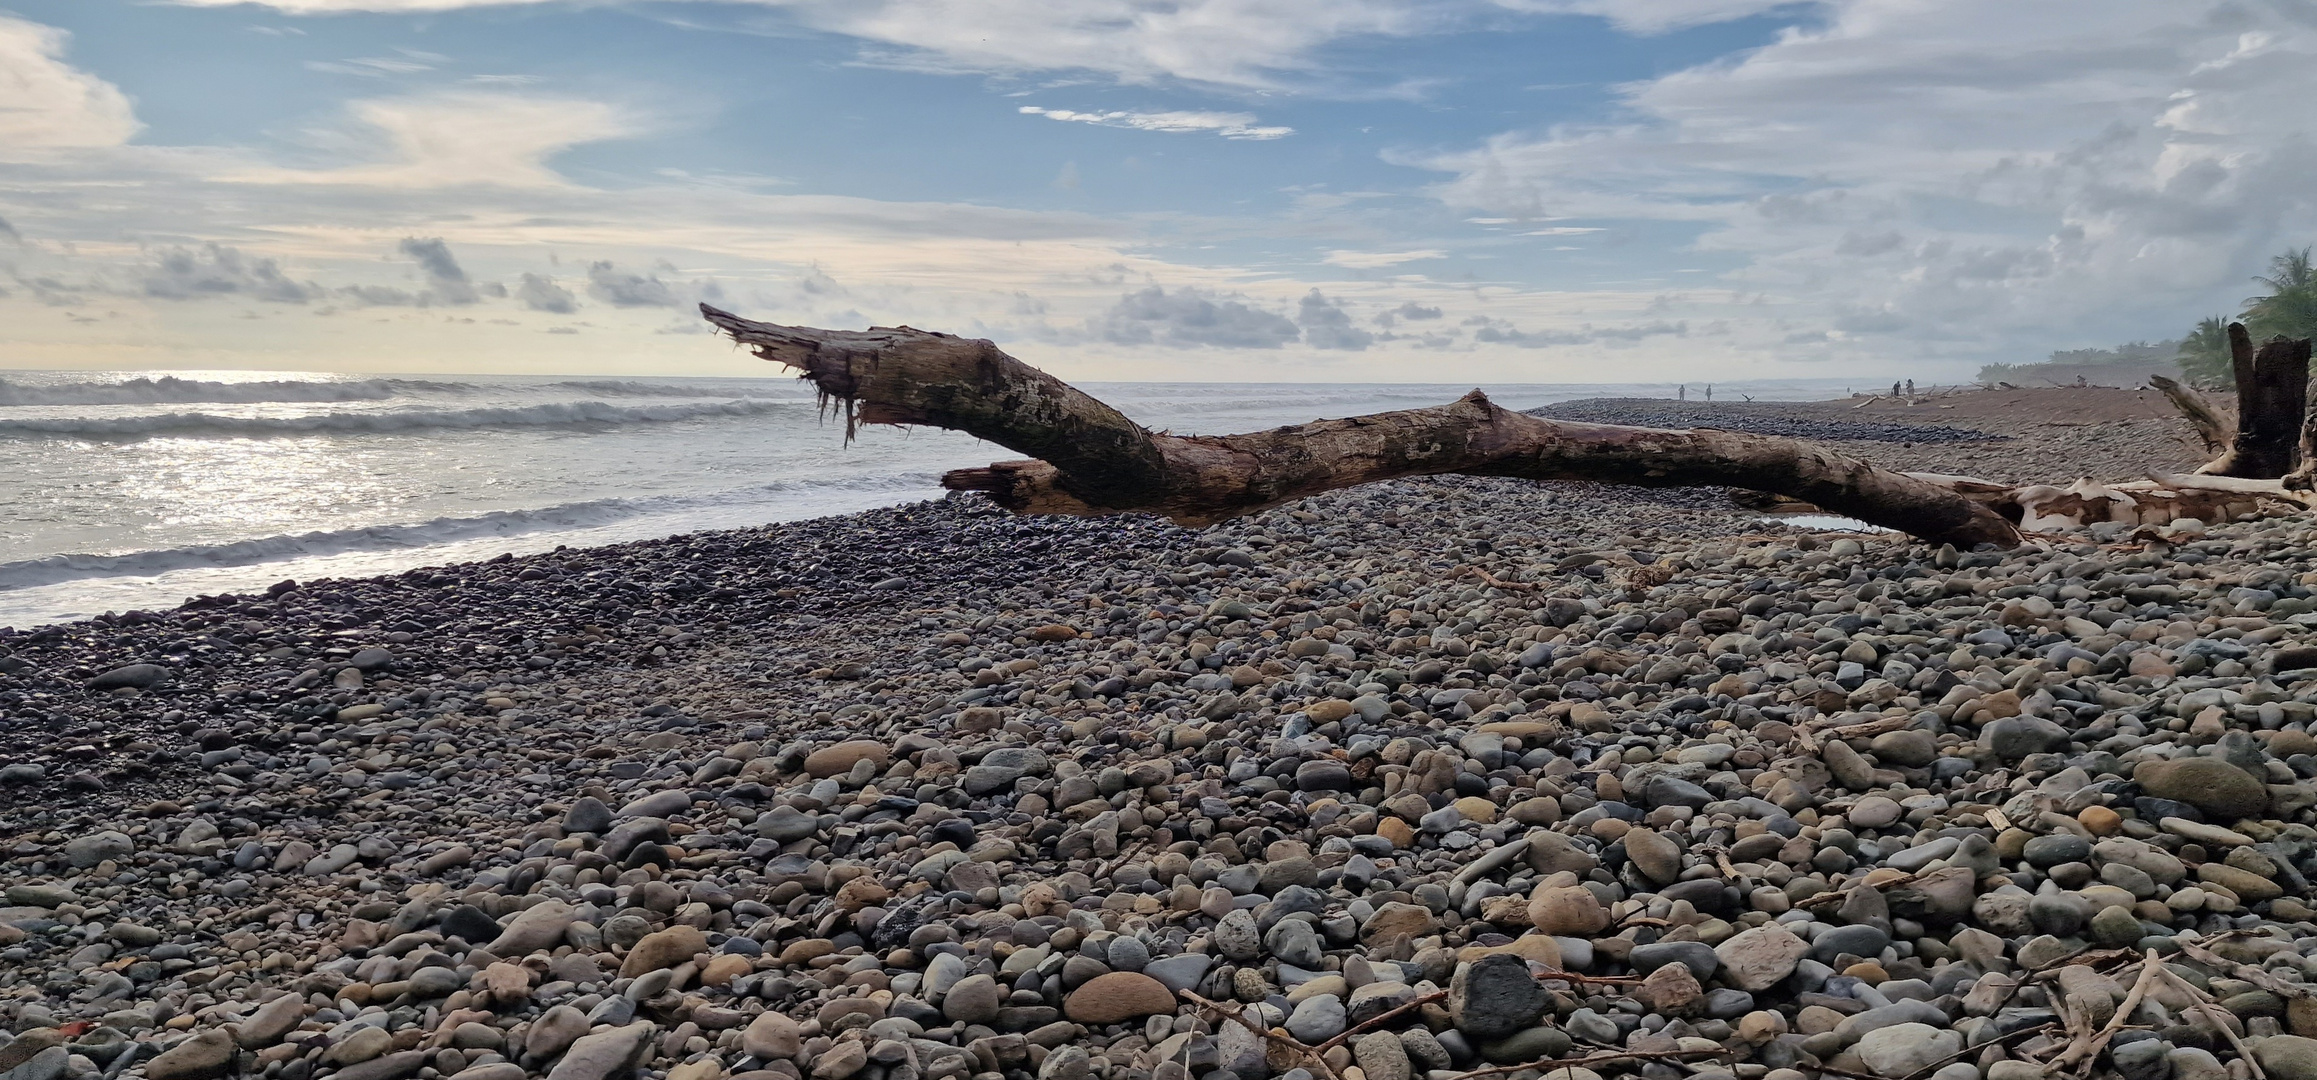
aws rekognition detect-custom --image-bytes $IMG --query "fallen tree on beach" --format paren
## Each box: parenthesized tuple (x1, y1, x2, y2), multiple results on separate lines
(701, 305, 2316, 546)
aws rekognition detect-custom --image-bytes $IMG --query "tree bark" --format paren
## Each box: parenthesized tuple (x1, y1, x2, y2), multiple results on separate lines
(2200, 324, 2311, 478)
(2148, 375, 2230, 454)
(701, 305, 2021, 547)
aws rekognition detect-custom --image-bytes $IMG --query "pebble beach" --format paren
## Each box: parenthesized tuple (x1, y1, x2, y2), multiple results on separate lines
(8, 387, 2317, 1080)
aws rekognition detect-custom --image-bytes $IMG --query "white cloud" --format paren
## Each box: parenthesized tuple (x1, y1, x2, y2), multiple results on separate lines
(1095, 286, 1302, 348)
(1409, 0, 2317, 362)
(233, 91, 634, 188)
(305, 51, 441, 77)
(515, 271, 577, 313)
(1298, 289, 1374, 350)
(1019, 106, 1291, 140)
(142, 243, 319, 302)
(1, 6, 1969, 379)
(1467, 315, 1687, 347)
(828, 1, 1431, 88)
(164, 0, 1432, 90)
(162, 0, 1817, 90)
(396, 236, 483, 303)
(170, 0, 562, 10)
(0, 15, 140, 160)
(585, 261, 681, 307)
(1324, 249, 1445, 268)
(1488, 0, 1806, 34)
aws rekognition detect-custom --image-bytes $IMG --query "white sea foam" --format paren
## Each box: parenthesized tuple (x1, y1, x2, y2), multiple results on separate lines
(0, 473, 941, 591)
(550, 379, 802, 398)
(0, 375, 469, 407)
(0, 398, 802, 438)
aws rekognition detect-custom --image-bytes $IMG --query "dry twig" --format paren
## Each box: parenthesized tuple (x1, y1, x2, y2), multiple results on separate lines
(2172, 938, 2313, 1000)
(1534, 970, 1646, 987)
(1445, 1047, 1727, 1080)
(2149, 964, 2266, 1080)
(1461, 567, 1540, 592)
(1308, 990, 1450, 1056)
(1892, 1022, 2053, 1080)
(1805, 713, 1915, 740)
(2050, 950, 2163, 1073)
(1179, 990, 1342, 1080)
(1796, 872, 1918, 909)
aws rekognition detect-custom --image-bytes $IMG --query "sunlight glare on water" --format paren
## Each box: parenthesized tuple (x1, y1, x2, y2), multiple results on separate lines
(0, 370, 1861, 627)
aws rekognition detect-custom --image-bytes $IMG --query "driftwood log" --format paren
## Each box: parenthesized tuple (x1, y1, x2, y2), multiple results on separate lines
(700, 305, 2022, 547)
(701, 306, 2317, 542)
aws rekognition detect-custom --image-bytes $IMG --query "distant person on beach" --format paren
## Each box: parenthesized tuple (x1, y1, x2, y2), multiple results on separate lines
(1906, 379, 1915, 396)
(1892, 380, 1901, 398)
(1677, 384, 1686, 401)
(1703, 384, 1713, 401)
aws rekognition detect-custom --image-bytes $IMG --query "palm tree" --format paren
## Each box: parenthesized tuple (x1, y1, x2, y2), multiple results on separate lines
(2177, 315, 2234, 387)
(2245, 247, 2317, 341)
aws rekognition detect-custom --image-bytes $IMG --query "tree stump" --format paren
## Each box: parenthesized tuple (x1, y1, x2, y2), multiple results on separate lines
(2200, 323, 2311, 478)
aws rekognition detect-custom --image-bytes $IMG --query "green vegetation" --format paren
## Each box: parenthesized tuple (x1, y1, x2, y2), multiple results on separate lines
(2168, 248, 2317, 387)
(1973, 248, 2317, 388)
(2043, 341, 2180, 366)
(2176, 316, 2232, 386)
(1976, 340, 2177, 385)
(2245, 247, 2317, 341)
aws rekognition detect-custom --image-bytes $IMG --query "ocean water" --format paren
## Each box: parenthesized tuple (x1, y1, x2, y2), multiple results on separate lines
(0, 370, 1855, 628)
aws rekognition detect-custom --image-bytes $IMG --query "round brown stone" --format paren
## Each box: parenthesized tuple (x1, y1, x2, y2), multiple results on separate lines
(618, 925, 706, 978)
(1063, 971, 1176, 1024)
(803, 741, 889, 779)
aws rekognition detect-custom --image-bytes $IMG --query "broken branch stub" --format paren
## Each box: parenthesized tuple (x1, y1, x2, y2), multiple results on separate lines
(701, 304, 2021, 547)
(2149, 374, 2230, 454)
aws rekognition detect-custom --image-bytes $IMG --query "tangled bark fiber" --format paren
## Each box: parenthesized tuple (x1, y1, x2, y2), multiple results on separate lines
(702, 305, 2022, 547)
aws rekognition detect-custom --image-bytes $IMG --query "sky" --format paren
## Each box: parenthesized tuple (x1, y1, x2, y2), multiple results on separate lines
(2, 1, 2315, 382)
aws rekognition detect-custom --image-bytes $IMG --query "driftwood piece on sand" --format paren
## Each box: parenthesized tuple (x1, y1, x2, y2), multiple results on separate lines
(700, 305, 2023, 548)
(2149, 375, 2230, 453)
(1991, 475, 2312, 532)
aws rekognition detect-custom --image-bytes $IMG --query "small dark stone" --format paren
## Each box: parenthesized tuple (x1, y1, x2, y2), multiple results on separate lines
(88, 664, 171, 691)
(1448, 954, 1548, 1039)
(438, 905, 500, 945)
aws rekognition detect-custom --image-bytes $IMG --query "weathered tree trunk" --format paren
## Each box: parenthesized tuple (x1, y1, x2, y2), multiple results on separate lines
(2148, 375, 2229, 453)
(701, 305, 2020, 547)
(2198, 324, 2311, 478)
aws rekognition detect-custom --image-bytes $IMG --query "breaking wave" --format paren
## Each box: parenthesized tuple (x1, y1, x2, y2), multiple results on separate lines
(0, 473, 943, 590)
(0, 376, 469, 407)
(550, 379, 800, 398)
(0, 398, 802, 439)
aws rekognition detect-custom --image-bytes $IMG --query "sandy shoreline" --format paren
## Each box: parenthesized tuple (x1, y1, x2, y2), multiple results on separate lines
(9, 389, 2316, 1080)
